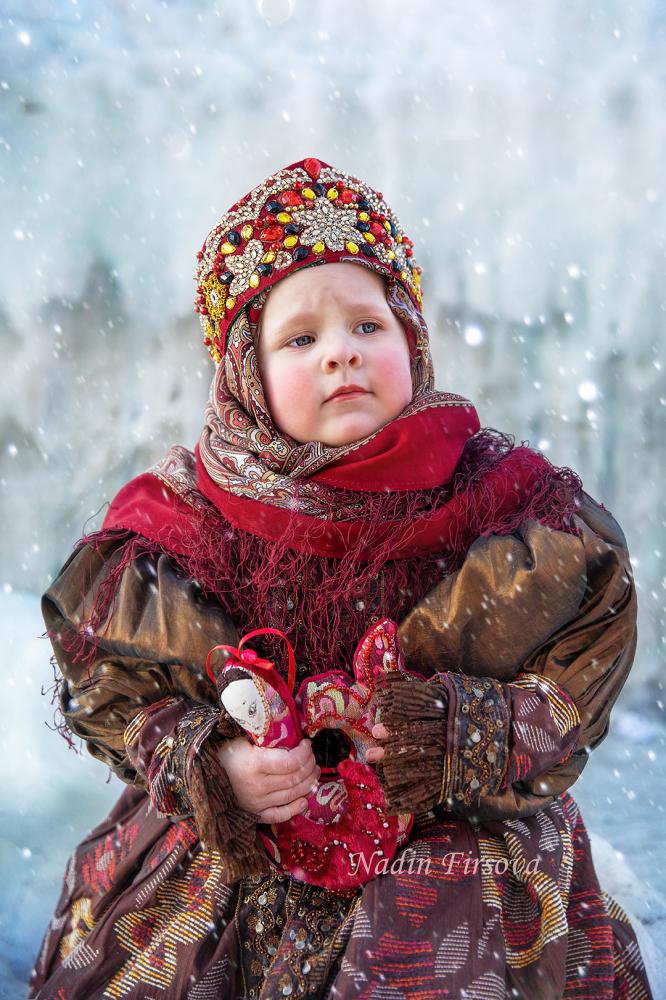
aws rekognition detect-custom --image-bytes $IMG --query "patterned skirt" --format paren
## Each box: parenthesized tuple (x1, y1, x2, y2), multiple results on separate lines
(29, 785, 653, 999)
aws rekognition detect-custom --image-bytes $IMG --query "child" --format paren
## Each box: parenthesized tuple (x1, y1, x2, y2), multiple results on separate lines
(30, 157, 653, 999)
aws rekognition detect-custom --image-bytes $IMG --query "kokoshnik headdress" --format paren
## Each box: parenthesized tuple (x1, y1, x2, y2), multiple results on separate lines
(194, 156, 423, 365)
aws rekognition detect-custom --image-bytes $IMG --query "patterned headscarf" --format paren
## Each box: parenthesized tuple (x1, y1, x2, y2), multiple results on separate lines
(196, 260, 474, 524)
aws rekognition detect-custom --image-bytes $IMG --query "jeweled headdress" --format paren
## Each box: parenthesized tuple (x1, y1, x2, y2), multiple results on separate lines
(194, 156, 423, 364)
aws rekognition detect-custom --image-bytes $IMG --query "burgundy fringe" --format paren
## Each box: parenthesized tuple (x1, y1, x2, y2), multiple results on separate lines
(51, 430, 584, 698)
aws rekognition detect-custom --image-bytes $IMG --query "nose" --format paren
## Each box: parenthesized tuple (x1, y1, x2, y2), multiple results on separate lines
(321, 333, 362, 373)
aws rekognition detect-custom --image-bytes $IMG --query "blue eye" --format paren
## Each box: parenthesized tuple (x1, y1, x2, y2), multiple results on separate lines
(289, 334, 314, 348)
(357, 322, 378, 334)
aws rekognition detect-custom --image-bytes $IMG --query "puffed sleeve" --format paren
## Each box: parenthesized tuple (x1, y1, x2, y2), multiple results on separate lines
(373, 491, 637, 821)
(42, 533, 270, 881)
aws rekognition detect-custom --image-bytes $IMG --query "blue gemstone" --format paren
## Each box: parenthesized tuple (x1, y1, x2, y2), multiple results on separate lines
(219, 271, 234, 283)
(356, 221, 370, 232)
(227, 230, 241, 246)
(360, 243, 376, 257)
(266, 200, 283, 214)
(257, 263, 273, 276)
(313, 183, 326, 196)
(284, 223, 300, 236)
(358, 198, 371, 210)
(293, 247, 309, 261)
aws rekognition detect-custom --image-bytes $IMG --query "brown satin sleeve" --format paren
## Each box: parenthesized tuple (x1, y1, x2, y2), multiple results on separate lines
(42, 535, 241, 784)
(394, 491, 637, 819)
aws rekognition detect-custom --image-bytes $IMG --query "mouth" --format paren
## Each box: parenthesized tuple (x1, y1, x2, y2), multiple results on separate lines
(325, 386, 371, 403)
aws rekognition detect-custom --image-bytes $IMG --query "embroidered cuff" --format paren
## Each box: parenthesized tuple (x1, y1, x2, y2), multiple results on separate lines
(372, 672, 510, 814)
(372, 669, 581, 817)
(124, 696, 270, 883)
(441, 673, 510, 809)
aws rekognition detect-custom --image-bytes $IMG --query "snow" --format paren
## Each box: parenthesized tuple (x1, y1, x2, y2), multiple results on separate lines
(1, 0, 665, 994)
(1, 590, 665, 995)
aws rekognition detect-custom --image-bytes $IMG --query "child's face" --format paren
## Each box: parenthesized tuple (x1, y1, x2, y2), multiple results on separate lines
(256, 262, 413, 447)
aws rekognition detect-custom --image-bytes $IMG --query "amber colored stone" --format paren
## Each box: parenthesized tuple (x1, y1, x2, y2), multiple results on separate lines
(345, 241, 359, 254)
(276, 212, 292, 224)
(283, 235, 298, 248)
(302, 188, 316, 200)
(312, 241, 325, 254)
(326, 188, 338, 201)
(241, 224, 253, 240)
(219, 242, 236, 255)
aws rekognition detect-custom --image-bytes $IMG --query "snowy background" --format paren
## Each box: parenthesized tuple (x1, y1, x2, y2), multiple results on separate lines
(1, 0, 665, 995)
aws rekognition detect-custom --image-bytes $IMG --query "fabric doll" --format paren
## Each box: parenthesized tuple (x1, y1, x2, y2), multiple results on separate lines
(29, 156, 653, 999)
(209, 619, 415, 890)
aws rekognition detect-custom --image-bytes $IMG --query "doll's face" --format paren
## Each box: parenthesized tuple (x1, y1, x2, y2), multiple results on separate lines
(220, 678, 267, 737)
(256, 262, 413, 447)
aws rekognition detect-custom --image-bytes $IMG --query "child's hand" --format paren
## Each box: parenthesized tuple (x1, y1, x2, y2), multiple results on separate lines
(216, 736, 321, 824)
(366, 723, 389, 763)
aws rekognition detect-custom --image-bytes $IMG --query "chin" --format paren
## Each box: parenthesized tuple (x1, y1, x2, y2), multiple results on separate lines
(319, 417, 388, 447)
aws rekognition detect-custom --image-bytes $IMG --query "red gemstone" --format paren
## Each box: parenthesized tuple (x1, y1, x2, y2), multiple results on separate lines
(279, 190, 305, 207)
(370, 222, 385, 238)
(259, 225, 283, 242)
(304, 157, 321, 181)
(340, 189, 356, 204)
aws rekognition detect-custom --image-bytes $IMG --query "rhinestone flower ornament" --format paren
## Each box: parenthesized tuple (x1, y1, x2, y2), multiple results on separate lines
(194, 156, 423, 364)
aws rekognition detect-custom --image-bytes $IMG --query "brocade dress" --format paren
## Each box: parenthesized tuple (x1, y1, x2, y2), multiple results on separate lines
(29, 493, 653, 999)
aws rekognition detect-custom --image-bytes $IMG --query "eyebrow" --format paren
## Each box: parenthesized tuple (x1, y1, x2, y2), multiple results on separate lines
(271, 301, 386, 339)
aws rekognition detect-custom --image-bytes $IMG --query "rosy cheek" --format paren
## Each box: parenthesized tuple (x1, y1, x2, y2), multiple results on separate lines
(264, 360, 317, 428)
(377, 345, 413, 402)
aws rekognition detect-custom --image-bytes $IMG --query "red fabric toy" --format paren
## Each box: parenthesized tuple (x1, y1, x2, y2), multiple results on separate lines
(206, 619, 415, 889)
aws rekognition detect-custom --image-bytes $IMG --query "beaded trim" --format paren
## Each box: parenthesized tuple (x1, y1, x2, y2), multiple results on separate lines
(194, 157, 423, 363)
(441, 674, 509, 808)
(124, 698, 220, 818)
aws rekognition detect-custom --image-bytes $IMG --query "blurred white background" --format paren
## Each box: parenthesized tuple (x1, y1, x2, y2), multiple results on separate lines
(0, 1, 664, 994)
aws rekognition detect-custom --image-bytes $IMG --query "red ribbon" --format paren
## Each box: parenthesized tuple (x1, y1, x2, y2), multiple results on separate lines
(205, 626, 297, 697)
